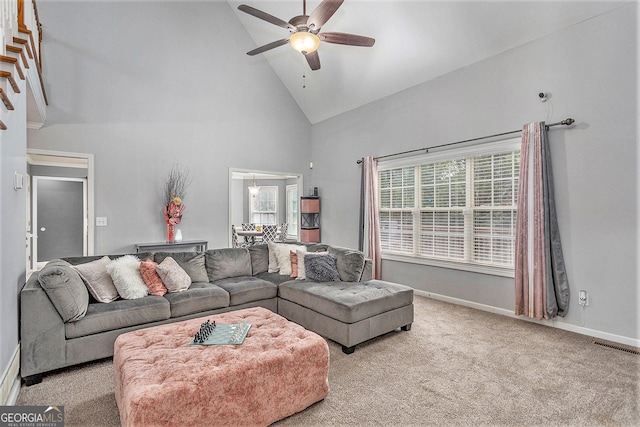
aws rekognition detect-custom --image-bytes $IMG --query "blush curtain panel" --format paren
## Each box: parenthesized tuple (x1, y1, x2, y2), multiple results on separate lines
(362, 156, 382, 280)
(515, 122, 570, 320)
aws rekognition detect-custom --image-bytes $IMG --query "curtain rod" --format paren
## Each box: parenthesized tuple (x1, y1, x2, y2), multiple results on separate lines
(355, 118, 575, 164)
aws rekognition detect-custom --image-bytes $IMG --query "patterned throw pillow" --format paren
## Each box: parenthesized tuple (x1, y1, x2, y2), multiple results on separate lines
(155, 256, 191, 293)
(139, 259, 168, 296)
(304, 253, 341, 282)
(106, 255, 149, 300)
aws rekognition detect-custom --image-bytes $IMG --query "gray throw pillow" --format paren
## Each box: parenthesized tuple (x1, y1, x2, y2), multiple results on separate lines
(153, 252, 208, 283)
(328, 246, 366, 282)
(38, 260, 89, 322)
(205, 248, 252, 281)
(304, 253, 341, 282)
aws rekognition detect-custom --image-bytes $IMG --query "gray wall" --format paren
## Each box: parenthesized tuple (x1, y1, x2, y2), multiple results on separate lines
(27, 1, 312, 253)
(310, 5, 637, 341)
(0, 68, 27, 390)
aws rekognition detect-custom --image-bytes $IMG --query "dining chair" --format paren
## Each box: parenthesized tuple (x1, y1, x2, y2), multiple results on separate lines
(231, 225, 248, 248)
(262, 225, 278, 243)
(241, 223, 256, 243)
(278, 223, 288, 242)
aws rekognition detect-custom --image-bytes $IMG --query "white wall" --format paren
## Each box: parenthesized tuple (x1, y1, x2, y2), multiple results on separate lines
(311, 5, 637, 342)
(27, 1, 312, 253)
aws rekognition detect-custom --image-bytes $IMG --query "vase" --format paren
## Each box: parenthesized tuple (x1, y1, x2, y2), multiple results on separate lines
(166, 223, 175, 243)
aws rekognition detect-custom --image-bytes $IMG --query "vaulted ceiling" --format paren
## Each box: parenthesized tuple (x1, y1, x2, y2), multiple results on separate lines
(229, 1, 627, 124)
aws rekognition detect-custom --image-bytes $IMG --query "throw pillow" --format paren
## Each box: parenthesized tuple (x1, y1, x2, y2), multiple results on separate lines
(305, 253, 341, 282)
(296, 251, 328, 280)
(106, 255, 149, 300)
(73, 256, 119, 303)
(156, 256, 191, 292)
(153, 252, 208, 283)
(290, 251, 298, 278)
(139, 259, 168, 296)
(267, 242, 280, 273)
(271, 243, 306, 276)
(328, 246, 367, 282)
(38, 259, 89, 322)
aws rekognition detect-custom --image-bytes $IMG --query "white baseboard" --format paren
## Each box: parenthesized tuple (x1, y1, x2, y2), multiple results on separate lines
(0, 345, 20, 405)
(415, 290, 640, 348)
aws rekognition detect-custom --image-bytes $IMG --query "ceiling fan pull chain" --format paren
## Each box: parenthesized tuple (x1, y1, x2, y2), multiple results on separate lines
(302, 57, 307, 89)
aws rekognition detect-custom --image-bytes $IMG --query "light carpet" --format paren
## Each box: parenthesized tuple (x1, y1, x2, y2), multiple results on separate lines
(15, 296, 640, 426)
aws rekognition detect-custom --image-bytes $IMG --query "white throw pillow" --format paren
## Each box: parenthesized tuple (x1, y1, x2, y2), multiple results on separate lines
(267, 242, 280, 273)
(106, 255, 148, 300)
(274, 244, 306, 276)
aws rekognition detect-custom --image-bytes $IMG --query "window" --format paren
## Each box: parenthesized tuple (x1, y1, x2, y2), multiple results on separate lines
(379, 139, 520, 275)
(286, 184, 298, 239)
(249, 186, 278, 225)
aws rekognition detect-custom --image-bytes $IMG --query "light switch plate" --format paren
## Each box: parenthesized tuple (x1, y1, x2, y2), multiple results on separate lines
(96, 217, 108, 227)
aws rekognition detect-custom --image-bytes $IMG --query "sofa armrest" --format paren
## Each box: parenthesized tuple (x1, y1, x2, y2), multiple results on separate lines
(360, 259, 373, 282)
(20, 274, 66, 378)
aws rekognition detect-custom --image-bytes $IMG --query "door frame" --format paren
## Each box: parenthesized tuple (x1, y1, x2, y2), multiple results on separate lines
(32, 176, 88, 269)
(27, 149, 95, 271)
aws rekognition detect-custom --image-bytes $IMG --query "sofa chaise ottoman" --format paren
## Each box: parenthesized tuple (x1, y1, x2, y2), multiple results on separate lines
(114, 307, 329, 427)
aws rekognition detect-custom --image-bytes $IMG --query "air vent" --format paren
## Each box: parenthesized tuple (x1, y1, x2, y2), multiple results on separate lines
(593, 340, 640, 355)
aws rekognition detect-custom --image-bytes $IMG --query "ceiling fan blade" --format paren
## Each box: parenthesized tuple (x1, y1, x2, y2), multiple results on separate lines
(238, 4, 297, 31)
(247, 38, 290, 56)
(319, 32, 375, 47)
(304, 51, 321, 71)
(307, 0, 344, 30)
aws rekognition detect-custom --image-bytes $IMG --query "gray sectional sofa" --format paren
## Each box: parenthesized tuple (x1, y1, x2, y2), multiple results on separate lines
(20, 242, 414, 385)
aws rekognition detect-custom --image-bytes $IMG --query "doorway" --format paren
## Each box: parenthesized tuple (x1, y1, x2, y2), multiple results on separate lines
(27, 149, 95, 271)
(32, 177, 87, 267)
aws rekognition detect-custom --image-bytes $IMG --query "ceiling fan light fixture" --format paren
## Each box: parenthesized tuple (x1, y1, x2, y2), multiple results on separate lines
(290, 31, 320, 53)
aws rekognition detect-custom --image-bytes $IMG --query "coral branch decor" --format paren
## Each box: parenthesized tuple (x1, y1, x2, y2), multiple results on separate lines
(163, 164, 191, 243)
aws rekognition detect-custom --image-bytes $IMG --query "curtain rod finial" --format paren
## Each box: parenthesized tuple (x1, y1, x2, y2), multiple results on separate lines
(563, 118, 575, 126)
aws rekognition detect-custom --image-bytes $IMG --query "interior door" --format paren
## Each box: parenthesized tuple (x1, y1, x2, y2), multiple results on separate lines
(33, 177, 86, 268)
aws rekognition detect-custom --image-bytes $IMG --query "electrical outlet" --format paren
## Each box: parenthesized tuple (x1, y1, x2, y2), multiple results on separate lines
(579, 290, 589, 306)
(96, 217, 108, 227)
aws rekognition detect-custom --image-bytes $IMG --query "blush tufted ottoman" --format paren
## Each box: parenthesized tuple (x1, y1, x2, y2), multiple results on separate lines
(114, 307, 329, 427)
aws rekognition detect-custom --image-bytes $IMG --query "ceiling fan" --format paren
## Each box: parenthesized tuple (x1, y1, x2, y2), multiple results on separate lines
(238, 0, 375, 71)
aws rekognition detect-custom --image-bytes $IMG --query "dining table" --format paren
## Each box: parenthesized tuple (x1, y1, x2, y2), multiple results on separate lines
(235, 229, 264, 244)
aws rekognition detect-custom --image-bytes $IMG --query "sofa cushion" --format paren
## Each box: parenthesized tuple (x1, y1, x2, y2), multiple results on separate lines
(206, 248, 252, 281)
(248, 244, 269, 275)
(156, 257, 191, 293)
(328, 246, 366, 282)
(38, 260, 89, 322)
(73, 256, 120, 303)
(107, 255, 149, 300)
(278, 279, 414, 324)
(153, 252, 208, 283)
(65, 296, 170, 339)
(62, 253, 154, 266)
(255, 271, 295, 286)
(213, 276, 278, 306)
(163, 283, 230, 318)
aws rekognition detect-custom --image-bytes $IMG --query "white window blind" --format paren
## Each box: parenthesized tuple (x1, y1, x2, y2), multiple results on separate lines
(378, 139, 520, 273)
(250, 186, 278, 225)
